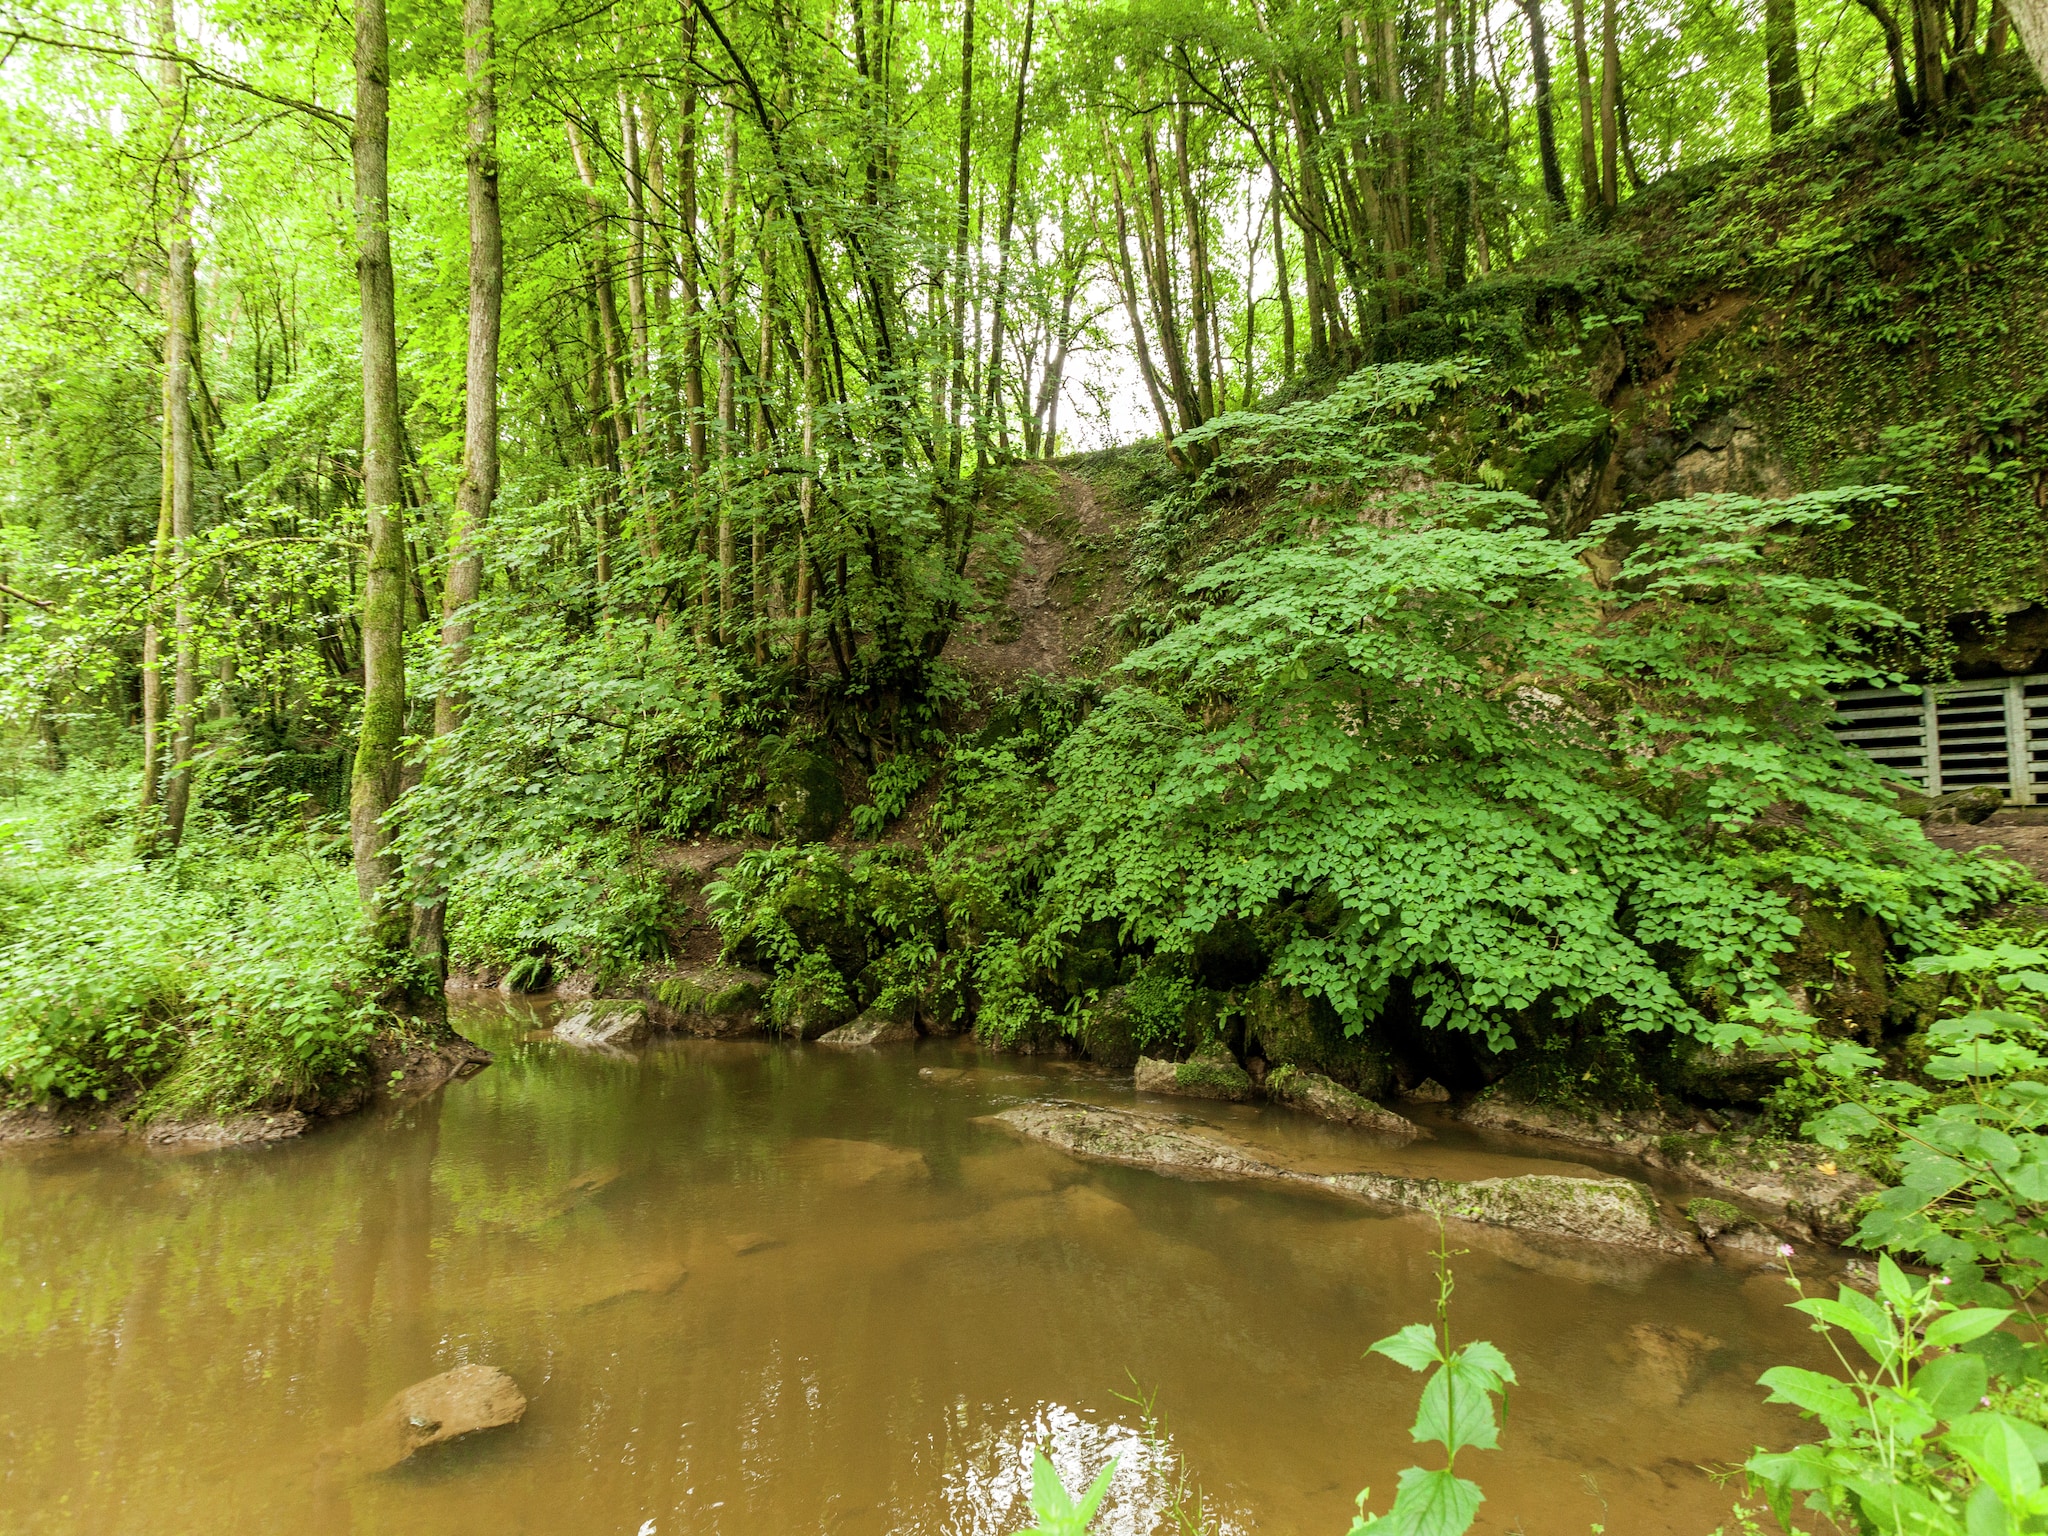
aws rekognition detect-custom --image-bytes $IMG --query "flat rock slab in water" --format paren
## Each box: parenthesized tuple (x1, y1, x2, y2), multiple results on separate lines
(555, 1001, 653, 1050)
(988, 1101, 1700, 1255)
(1263, 1066, 1420, 1139)
(816, 1011, 918, 1047)
(354, 1364, 527, 1469)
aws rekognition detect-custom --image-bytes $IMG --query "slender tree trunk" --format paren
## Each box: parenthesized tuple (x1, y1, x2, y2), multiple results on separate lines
(1569, 0, 1599, 212)
(947, 0, 975, 480)
(150, 0, 198, 854)
(434, 0, 499, 742)
(752, 223, 774, 660)
(1765, 0, 1809, 132)
(1272, 191, 1295, 379)
(349, 0, 409, 947)
(1104, 137, 1188, 468)
(566, 119, 634, 474)
(1599, 0, 1621, 205)
(793, 285, 816, 668)
(982, 0, 1036, 457)
(1172, 103, 1215, 423)
(716, 103, 738, 643)
(413, 0, 497, 977)
(620, 91, 651, 440)
(1851, 0, 1922, 120)
(1518, 0, 1571, 210)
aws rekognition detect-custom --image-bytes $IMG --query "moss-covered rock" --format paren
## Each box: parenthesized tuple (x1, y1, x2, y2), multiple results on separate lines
(647, 967, 768, 1038)
(1265, 1065, 1419, 1138)
(1243, 978, 1391, 1095)
(766, 750, 844, 843)
(769, 952, 857, 1040)
(1778, 888, 1890, 1041)
(1134, 1046, 1253, 1102)
(1683, 1197, 1748, 1239)
(1080, 985, 1143, 1067)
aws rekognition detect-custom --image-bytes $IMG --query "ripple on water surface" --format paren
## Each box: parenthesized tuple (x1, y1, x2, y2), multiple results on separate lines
(0, 1001, 1823, 1535)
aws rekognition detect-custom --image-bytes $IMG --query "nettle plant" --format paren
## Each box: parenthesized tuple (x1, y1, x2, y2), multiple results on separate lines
(1747, 1256, 2048, 1536)
(1043, 453, 2007, 1048)
(1729, 941, 2048, 1324)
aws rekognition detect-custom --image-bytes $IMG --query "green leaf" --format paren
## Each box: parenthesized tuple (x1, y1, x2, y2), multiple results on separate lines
(1375, 1466, 1485, 1536)
(1018, 1451, 1119, 1536)
(1369, 1323, 1442, 1373)
(1947, 1414, 2044, 1504)
(1914, 1351, 1988, 1422)
(1756, 1365, 1863, 1424)
(1924, 1308, 2016, 1350)
(1412, 1356, 1506, 1455)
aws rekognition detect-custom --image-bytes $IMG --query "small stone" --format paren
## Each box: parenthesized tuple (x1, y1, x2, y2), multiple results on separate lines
(1401, 1078, 1451, 1104)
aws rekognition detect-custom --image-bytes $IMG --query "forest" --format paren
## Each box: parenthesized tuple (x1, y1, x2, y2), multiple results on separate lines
(3, 0, 2048, 1526)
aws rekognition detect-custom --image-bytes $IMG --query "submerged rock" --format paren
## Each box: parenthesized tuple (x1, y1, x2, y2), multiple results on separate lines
(1264, 1066, 1419, 1138)
(986, 1101, 1700, 1254)
(554, 1000, 652, 1050)
(356, 1364, 526, 1469)
(816, 1010, 919, 1048)
(1134, 1046, 1253, 1102)
(142, 1111, 309, 1147)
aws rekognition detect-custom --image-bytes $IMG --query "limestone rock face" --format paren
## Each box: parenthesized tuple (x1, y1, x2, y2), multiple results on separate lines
(554, 1000, 653, 1049)
(816, 1010, 919, 1047)
(1243, 978, 1392, 1096)
(1134, 1046, 1252, 1102)
(357, 1364, 527, 1469)
(1264, 1066, 1418, 1138)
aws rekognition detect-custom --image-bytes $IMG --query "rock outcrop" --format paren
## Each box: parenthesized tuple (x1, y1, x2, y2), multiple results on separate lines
(1263, 1065, 1419, 1138)
(646, 968, 770, 1038)
(1134, 1046, 1252, 1102)
(816, 1010, 919, 1047)
(554, 1000, 653, 1050)
(987, 1101, 1700, 1254)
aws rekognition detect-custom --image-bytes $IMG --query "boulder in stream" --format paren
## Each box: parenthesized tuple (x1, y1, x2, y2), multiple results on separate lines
(554, 1000, 652, 1050)
(355, 1364, 527, 1469)
(986, 1101, 1701, 1254)
(816, 1010, 918, 1047)
(649, 968, 769, 1038)
(1134, 1046, 1252, 1102)
(1263, 1066, 1419, 1138)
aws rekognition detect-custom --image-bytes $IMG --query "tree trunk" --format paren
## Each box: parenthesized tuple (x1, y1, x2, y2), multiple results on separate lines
(716, 103, 738, 644)
(793, 285, 816, 668)
(1104, 136, 1188, 468)
(1570, 0, 1599, 212)
(434, 0, 499, 746)
(1599, 0, 1620, 206)
(946, 0, 975, 480)
(2006, 0, 2048, 85)
(620, 90, 652, 444)
(1850, 0, 1922, 120)
(1517, 0, 1571, 210)
(982, 0, 1036, 455)
(1272, 190, 1295, 378)
(349, 0, 409, 947)
(1764, 0, 1808, 132)
(565, 119, 634, 474)
(148, 0, 198, 854)
(1172, 103, 1216, 423)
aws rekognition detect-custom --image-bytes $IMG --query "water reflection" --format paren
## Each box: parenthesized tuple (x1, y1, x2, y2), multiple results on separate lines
(0, 1004, 1823, 1535)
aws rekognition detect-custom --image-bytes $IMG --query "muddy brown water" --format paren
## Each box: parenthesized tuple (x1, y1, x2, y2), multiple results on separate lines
(0, 1002, 1826, 1535)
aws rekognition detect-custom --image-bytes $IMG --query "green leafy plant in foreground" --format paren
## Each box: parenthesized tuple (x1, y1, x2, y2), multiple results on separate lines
(1349, 1227, 1516, 1536)
(1015, 1451, 1118, 1536)
(1745, 1254, 2048, 1535)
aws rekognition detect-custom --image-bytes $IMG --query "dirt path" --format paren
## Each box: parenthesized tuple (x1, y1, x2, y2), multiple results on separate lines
(944, 471, 1093, 681)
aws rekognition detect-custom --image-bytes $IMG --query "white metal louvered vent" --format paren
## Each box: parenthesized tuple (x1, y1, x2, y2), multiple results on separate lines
(1829, 675, 2048, 804)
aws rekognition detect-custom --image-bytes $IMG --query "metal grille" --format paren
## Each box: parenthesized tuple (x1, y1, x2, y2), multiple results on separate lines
(1829, 675, 2048, 804)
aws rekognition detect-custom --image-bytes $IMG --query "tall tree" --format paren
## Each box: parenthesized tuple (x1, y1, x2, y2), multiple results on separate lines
(1517, 0, 1571, 211)
(348, 0, 410, 947)
(1764, 0, 1808, 134)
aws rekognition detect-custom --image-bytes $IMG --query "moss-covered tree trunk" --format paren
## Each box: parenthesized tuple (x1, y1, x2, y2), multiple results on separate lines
(1764, 0, 1807, 134)
(349, 0, 409, 950)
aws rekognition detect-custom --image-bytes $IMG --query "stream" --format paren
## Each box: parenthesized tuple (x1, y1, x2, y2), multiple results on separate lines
(0, 1000, 1823, 1535)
